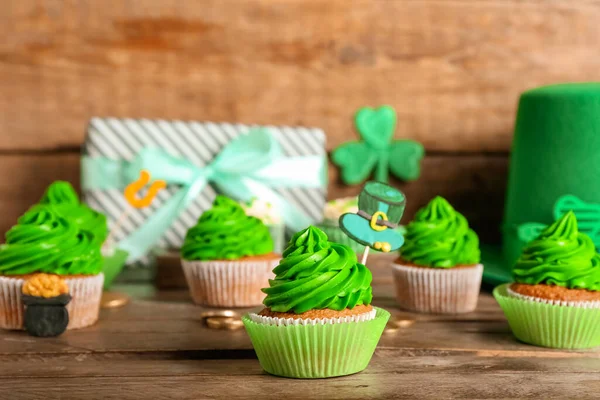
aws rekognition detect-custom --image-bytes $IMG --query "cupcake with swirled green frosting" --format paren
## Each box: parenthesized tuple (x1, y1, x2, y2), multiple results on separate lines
(242, 226, 390, 379)
(261, 225, 373, 317)
(392, 196, 483, 314)
(0, 204, 105, 331)
(39, 181, 108, 246)
(180, 195, 280, 307)
(494, 211, 600, 349)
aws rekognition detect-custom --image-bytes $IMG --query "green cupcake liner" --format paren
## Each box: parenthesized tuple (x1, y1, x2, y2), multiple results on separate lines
(316, 224, 366, 253)
(494, 284, 600, 349)
(243, 307, 390, 378)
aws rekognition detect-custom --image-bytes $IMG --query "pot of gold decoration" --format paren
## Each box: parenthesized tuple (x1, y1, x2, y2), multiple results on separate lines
(22, 274, 71, 337)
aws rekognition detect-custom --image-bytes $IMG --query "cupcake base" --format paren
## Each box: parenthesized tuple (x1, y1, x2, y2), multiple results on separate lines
(0, 274, 104, 330)
(510, 282, 600, 304)
(494, 283, 600, 349)
(391, 261, 483, 314)
(243, 307, 390, 378)
(181, 254, 280, 308)
(258, 304, 373, 321)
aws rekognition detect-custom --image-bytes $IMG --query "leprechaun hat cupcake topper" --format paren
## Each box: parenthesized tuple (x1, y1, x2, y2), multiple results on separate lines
(340, 181, 406, 263)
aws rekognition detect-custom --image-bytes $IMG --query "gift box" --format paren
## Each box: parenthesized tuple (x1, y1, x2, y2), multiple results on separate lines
(81, 118, 327, 269)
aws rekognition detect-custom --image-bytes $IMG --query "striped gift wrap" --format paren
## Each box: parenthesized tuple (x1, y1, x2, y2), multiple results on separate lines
(82, 118, 327, 269)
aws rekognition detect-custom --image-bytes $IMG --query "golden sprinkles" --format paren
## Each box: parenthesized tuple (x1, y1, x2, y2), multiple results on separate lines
(22, 273, 69, 298)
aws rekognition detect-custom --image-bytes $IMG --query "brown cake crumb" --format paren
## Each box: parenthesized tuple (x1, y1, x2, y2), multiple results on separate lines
(510, 283, 600, 302)
(394, 257, 477, 270)
(258, 304, 373, 320)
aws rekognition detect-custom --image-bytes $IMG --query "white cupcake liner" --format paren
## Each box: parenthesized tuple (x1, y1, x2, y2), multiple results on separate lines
(181, 258, 280, 307)
(0, 274, 104, 330)
(248, 309, 377, 326)
(506, 286, 600, 309)
(391, 263, 483, 314)
(65, 274, 105, 329)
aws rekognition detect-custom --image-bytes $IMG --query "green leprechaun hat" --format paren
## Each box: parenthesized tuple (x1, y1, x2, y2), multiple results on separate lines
(339, 181, 405, 252)
(483, 82, 600, 285)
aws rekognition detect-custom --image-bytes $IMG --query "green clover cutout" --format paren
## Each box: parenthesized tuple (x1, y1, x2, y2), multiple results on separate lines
(517, 195, 600, 249)
(516, 222, 547, 244)
(332, 105, 424, 185)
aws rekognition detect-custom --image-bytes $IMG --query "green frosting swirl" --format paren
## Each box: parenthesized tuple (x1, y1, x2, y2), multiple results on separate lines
(400, 196, 480, 268)
(513, 211, 600, 291)
(181, 196, 274, 260)
(0, 205, 103, 275)
(40, 181, 108, 245)
(262, 226, 373, 313)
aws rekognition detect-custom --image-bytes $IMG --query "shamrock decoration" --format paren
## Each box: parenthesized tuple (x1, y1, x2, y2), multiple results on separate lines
(517, 195, 600, 249)
(332, 105, 424, 185)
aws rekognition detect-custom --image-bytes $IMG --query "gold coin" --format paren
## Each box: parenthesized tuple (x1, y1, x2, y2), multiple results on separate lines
(390, 318, 415, 329)
(206, 317, 244, 330)
(200, 310, 238, 320)
(384, 318, 415, 333)
(384, 321, 399, 334)
(100, 292, 130, 309)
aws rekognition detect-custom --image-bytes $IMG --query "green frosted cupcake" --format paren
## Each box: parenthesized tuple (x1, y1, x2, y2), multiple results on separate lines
(392, 196, 483, 314)
(181, 196, 280, 307)
(40, 181, 122, 288)
(243, 226, 390, 379)
(39, 181, 108, 246)
(0, 204, 105, 330)
(494, 211, 600, 349)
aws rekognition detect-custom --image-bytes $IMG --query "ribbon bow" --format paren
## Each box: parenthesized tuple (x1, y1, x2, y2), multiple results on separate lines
(82, 128, 326, 262)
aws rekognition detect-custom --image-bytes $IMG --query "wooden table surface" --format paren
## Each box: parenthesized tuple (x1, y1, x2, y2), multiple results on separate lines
(1, 255, 599, 400)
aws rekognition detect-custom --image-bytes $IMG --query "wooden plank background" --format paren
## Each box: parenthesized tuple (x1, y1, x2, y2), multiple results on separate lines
(1, 0, 600, 244)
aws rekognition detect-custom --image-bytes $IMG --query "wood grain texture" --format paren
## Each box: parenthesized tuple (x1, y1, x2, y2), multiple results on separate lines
(1, 256, 597, 358)
(0, 153, 81, 235)
(0, 153, 507, 244)
(0, 289, 521, 355)
(0, 257, 599, 400)
(1, 369, 600, 399)
(2, 0, 600, 151)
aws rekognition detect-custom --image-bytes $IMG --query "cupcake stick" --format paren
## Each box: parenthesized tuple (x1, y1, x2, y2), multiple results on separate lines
(361, 246, 370, 265)
(103, 211, 129, 250)
(102, 170, 166, 308)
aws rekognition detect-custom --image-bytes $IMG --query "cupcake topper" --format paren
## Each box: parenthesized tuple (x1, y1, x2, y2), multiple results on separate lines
(104, 170, 166, 249)
(332, 105, 424, 185)
(339, 181, 406, 264)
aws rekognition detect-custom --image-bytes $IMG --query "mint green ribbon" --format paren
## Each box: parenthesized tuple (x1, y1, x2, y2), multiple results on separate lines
(82, 128, 326, 262)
